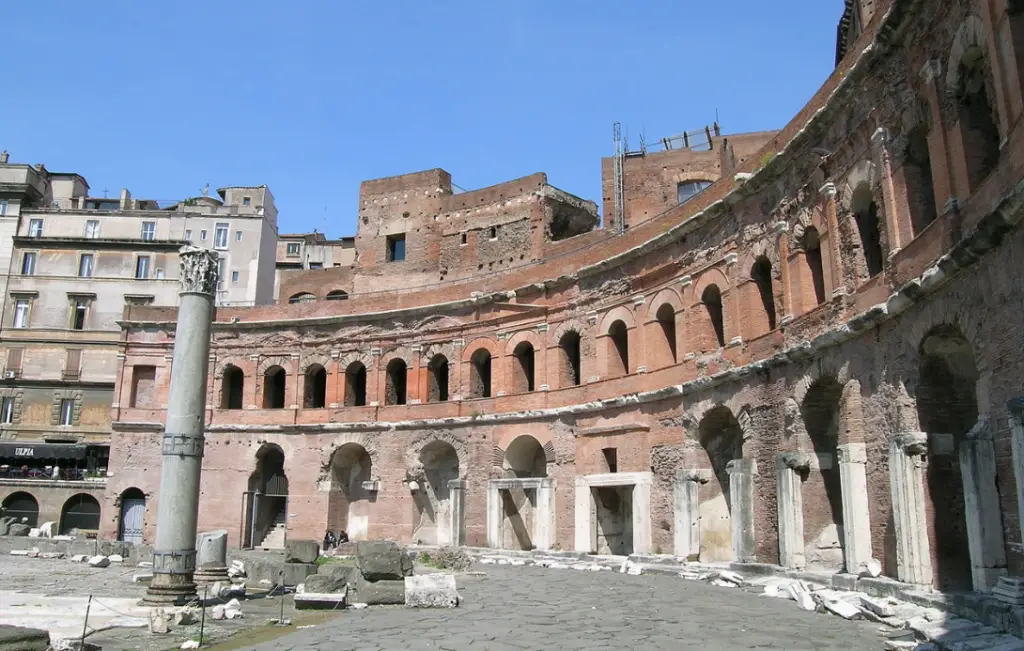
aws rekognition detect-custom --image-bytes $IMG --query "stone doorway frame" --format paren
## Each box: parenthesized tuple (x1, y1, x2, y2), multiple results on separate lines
(486, 477, 555, 551)
(574, 472, 651, 555)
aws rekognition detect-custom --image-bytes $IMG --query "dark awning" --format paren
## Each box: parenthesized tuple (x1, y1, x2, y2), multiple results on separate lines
(0, 442, 87, 461)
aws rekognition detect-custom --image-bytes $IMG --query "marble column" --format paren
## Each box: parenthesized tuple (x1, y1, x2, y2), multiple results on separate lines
(890, 432, 933, 587)
(837, 442, 873, 574)
(447, 479, 466, 547)
(143, 246, 219, 605)
(727, 459, 758, 563)
(1009, 398, 1024, 545)
(674, 469, 710, 559)
(960, 417, 1007, 592)
(776, 452, 809, 569)
(535, 478, 556, 552)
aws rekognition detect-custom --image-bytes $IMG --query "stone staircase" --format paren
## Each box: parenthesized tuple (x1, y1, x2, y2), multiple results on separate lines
(256, 511, 286, 549)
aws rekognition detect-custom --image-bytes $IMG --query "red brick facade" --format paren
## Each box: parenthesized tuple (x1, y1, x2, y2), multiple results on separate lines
(104, 0, 1024, 593)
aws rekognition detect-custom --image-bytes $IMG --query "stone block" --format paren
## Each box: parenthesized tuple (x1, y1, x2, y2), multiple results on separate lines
(196, 530, 228, 569)
(349, 575, 406, 605)
(0, 625, 50, 651)
(295, 588, 347, 610)
(88, 555, 110, 568)
(284, 540, 320, 564)
(237, 556, 316, 586)
(7, 524, 29, 537)
(304, 571, 350, 594)
(356, 541, 412, 581)
(69, 541, 96, 557)
(0, 520, 11, 536)
(405, 574, 458, 608)
(831, 573, 859, 591)
(148, 608, 170, 634)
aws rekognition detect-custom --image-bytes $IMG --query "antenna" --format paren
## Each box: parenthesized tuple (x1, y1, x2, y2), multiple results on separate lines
(201, 183, 210, 197)
(612, 122, 625, 234)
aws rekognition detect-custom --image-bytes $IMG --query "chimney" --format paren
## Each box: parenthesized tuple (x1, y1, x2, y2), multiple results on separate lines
(120, 188, 132, 211)
(0, 151, 8, 164)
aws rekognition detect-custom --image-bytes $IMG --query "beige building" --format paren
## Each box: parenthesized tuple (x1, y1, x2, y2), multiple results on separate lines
(0, 152, 278, 530)
(274, 231, 354, 300)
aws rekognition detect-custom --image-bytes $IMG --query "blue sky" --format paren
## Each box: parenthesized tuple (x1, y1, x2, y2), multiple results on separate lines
(4, 1, 840, 237)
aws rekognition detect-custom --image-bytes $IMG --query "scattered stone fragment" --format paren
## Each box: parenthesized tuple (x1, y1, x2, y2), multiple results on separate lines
(107, 554, 124, 563)
(626, 564, 642, 576)
(148, 608, 170, 634)
(28, 528, 41, 538)
(819, 595, 862, 620)
(405, 574, 458, 608)
(350, 603, 368, 610)
(52, 638, 101, 651)
(40, 552, 64, 559)
(181, 640, 200, 649)
(479, 558, 496, 565)
(509, 559, 526, 566)
(211, 605, 226, 621)
(38, 521, 56, 538)
(355, 541, 412, 580)
(71, 554, 88, 563)
(859, 595, 898, 617)
(137, 561, 154, 568)
(718, 570, 745, 586)
(497, 559, 509, 565)
(174, 607, 199, 625)
(224, 598, 243, 619)
(9, 550, 30, 557)
(88, 556, 110, 568)
(8, 523, 30, 536)
(132, 572, 153, 584)
(785, 581, 816, 611)
(571, 563, 588, 571)
(711, 579, 736, 588)
(284, 539, 321, 565)
(549, 562, 569, 570)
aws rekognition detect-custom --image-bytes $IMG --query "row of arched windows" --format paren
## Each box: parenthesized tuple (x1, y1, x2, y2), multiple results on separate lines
(288, 290, 349, 304)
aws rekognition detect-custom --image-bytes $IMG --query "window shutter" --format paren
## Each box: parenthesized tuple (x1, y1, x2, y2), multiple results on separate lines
(65, 349, 82, 379)
(6, 348, 23, 373)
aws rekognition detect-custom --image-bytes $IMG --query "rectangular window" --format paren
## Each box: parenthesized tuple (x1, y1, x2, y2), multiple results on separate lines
(70, 299, 88, 330)
(129, 365, 156, 408)
(461, 232, 468, 245)
(242, 196, 251, 206)
(20, 252, 36, 275)
(0, 200, 7, 216)
(235, 230, 242, 242)
(185, 229, 192, 241)
(59, 398, 74, 426)
(78, 254, 94, 278)
(28, 219, 43, 237)
(141, 222, 155, 241)
(155, 268, 164, 280)
(64, 349, 81, 379)
(231, 270, 239, 283)
(0, 397, 13, 424)
(200, 229, 208, 241)
(386, 233, 406, 262)
(135, 256, 150, 279)
(286, 242, 300, 256)
(6, 348, 23, 375)
(489, 227, 497, 240)
(12, 301, 29, 328)
(85, 220, 99, 239)
(214, 223, 229, 249)
(309, 262, 323, 270)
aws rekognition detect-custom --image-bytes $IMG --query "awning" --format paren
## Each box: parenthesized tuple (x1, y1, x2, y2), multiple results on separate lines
(0, 442, 87, 461)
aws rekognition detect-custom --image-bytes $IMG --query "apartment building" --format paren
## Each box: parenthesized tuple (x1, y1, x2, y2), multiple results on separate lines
(274, 231, 354, 300)
(0, 152, 278, 530)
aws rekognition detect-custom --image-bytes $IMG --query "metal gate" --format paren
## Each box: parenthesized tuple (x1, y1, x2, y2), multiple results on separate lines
(120, 498, 145, 544)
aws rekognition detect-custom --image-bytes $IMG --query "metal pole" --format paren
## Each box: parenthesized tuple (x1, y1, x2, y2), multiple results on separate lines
(279, 571, 285, 624)
(80, 594, 92, 647)
(199, 586, 207, 647)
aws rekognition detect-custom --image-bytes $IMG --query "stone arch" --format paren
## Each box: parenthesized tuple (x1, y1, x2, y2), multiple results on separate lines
(506, 330, 543, 394)
(552, 320, 588, 389)
(214, 356, 251, 379)
(257, 356, 293, 376)
(597, 305, 636, 334)
(2, 491, 39, 526)
(405, 432, 470, 481)
(337, 351, 374, 372)
(59, 493, 101, 535)
(946, 15, 990, 96)
(839, 160, 879, 213)
(682, 398, 754, 443)
(321, 433, 380, 470)
(644, 288, 683, 321)
(326, 438, 376, 542)
(461, 337, 500, 363)
(787, 206, 816, 247)
(299, 353, 333, 375)
(501, 434, 550, 478)
(647, 289, 682, 367)
(689, 267, 731, 306)
(741, 237, 783, 274)
(551, 317, 589, 345)
(792, 356, 852, 408)
(902, 303, 990, 409)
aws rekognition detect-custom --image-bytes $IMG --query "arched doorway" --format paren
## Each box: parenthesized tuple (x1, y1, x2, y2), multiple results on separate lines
(851, 184, 884, 278)
(118, 487, 146, 544)
(222, 365, 244, 409)
(304, 364, 327, 409)
(512, 342, 535, 393)
(427, 355, 449, 402)
(345, 361, 367, 407)
(607, 320, 629, 376)
(800, 378, 845, 571)
(654, 303, 677, 365)
(701, 285, 726, 348)
(263, 366, 286, 409)
(917, 325, 978, 592)
(245, 445, 289, 549)
(412, 441, 460, 545)
(385, 359, 407, 405)
(2, 491, 39, 526)
(499, 435, 548, 550)
(696, 406, 744, 562)
(60, 494, 101, 534)
(558, 331, 581, 387)
(751, 256, 777, 332)
(470, 349, 492, 398)
(328, 444, 373, 541)
(803, 227, 826, 307)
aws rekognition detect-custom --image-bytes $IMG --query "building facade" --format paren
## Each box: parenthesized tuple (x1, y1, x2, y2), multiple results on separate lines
(0, 165, 279, 531)
(274, 232, 355, 301)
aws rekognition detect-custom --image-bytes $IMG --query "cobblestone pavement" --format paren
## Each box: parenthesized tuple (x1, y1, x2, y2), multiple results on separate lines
(245, 565, 889, 651)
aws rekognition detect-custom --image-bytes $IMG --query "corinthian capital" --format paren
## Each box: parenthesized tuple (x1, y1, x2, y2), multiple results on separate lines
(179, 246, 219, 295)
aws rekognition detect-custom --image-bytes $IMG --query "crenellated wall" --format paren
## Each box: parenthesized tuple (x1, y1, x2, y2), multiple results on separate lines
(103, 0, 1024, 595)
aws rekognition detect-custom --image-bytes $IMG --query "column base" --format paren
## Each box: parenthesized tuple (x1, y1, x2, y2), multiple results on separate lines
(194, 567, 230, 585)
(141, 574, 198, 606)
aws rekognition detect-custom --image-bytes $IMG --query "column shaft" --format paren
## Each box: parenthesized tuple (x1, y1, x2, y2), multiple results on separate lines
(837, 442, 873, 573)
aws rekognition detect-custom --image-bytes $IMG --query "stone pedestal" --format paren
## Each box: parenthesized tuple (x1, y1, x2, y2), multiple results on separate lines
(726, 459, 758, 563)
(143, 247, 219, 606)
(777, 452, 809, 569)
(194, 530, 229, 585)
(673, 469, 709, 559)
(960, 418, 1007, 592)
(837, 442, 873, 574)
(890, 432, 933, 587)
(992, 576, 1024, 606)
(447, 479, 466, 547)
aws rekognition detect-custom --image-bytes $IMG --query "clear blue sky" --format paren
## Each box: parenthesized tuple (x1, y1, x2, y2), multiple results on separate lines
(4, 1, 841, 237)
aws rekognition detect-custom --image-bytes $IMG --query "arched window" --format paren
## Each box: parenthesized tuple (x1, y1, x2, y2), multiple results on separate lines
(222, 365, 244, 409)
(607, 320, 629, 376)
(326, 290, 349, 301)
(512, 342, 535, 393)
(60, 493, 101, 534)
(702, 284, 725, 348)
(470, 349, 492, 398)
(955, 48, 1001, 192)
(851, 184, 884, 277)
(427, 355, 449, 402)
(905, 125, 937, 235)
(345, 362, 367, 407)
(655, 303, 677, 364)
(677, 180, 713, 205)
(263, 366, 286, 409)
(751, 256, 777, 331)
(558, 331, 581, 387)
(385, 359, 407, 406)
(288, 292, 316, 304)
(304, 364, 327, 409)
(2, 491, 39, 526)
(803, 227, 826, 306)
